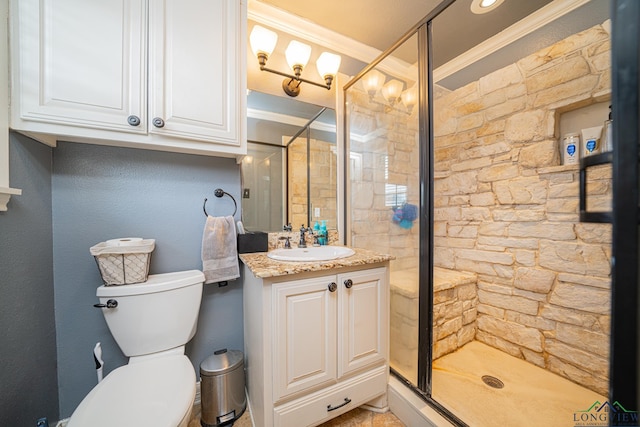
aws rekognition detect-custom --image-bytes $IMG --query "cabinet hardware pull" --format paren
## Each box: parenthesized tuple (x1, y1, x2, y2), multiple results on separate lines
(327, 397, 351, 412)
(93, 299, 118, 309)
(328, 282, 337, 292)
(152, 117, 165, 128)
(127, 115, 141, 126)
(344, 279, 353, 289)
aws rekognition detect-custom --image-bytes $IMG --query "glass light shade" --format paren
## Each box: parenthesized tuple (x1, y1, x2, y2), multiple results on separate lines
(401, 85, 418, 108)
(250, 25, 278, 57)
(362, 69, 386, 96)
(316, 52, 341, 78)
(381, 79, 404, 103)
(285, 40, 312, 70)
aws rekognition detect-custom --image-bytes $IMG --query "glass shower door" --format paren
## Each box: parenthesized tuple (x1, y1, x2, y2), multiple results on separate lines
(345, 33, 421, 385)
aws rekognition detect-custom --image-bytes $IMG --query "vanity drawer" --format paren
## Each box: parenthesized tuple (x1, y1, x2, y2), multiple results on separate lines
(273, 366, 387, 427)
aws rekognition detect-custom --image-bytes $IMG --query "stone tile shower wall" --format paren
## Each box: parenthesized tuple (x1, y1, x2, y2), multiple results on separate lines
(433, 23, 611, 394)
(349, 96, 421, 272)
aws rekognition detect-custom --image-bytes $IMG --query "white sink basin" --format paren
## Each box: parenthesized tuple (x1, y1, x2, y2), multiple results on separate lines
(267, 245, 355, 262)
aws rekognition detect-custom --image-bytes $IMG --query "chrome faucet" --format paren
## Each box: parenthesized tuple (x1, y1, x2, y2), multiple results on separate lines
(298, 224, 311, 248)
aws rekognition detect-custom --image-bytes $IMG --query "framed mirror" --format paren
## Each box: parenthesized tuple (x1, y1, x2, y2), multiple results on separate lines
(243, 91, 337, 232)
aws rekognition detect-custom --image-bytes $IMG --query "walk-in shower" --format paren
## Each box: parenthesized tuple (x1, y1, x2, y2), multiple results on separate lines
(344, 1, 618, 425)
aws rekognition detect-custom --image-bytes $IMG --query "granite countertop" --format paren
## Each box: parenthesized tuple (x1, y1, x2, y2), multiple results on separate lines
(239, 247, 394, 279)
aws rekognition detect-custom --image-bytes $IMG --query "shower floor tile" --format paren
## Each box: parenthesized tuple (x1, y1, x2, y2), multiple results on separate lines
(432, 341, 606, 427)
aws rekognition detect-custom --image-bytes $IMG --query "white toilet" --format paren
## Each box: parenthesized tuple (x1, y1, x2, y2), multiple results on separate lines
(68, 270, 205, 427)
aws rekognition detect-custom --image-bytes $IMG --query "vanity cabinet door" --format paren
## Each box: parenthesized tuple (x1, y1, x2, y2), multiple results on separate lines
(338, 268, 388, 377)
(11, 0, 147, 133)
(148, 0, 244, 147)
(272, 275, 337, 401)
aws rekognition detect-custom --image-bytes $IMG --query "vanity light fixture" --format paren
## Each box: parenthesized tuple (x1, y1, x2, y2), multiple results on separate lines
(249, 25, 341, 97)
(470, 0, 505, 14)
(362, 69, 416, 114)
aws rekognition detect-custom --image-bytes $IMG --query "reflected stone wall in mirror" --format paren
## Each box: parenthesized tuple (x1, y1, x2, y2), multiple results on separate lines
(288, 134, 337, 230)
(244, 91, 337, 232)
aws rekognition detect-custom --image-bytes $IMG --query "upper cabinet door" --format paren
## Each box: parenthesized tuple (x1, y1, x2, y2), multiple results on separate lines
(148, 0, 244, 147)
(338, 268, 388, 377)
(13, 0, 147, 132)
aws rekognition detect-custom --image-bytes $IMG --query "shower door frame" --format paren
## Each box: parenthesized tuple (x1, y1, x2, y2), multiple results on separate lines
(344, 0, 639, 424)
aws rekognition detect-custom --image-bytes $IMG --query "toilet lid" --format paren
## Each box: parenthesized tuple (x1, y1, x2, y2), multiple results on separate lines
(68, 355, 195, 427)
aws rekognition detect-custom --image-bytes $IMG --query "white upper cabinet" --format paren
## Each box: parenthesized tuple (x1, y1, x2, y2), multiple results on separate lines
(10, 0, 246, 157)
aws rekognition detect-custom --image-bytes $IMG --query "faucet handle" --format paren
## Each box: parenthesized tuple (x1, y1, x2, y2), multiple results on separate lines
(283, 223, 292, 232)
(278, 236, 291, 249)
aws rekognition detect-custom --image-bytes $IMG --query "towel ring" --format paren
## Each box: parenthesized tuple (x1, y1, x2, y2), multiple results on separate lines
(203, 188, 237, 217)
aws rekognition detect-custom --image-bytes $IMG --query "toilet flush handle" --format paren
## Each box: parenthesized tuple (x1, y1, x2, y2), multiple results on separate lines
(93, 299, 118, 309)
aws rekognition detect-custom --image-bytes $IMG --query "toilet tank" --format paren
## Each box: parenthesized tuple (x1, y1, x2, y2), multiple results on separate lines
(96, 270, 205, 357)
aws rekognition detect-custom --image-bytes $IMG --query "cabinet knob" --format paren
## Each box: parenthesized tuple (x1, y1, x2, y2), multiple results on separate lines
(328, 282, 337, 292)
(152, 117, 165, 128)
(344, 279, 353, 289)
(127, 115, 141, 126)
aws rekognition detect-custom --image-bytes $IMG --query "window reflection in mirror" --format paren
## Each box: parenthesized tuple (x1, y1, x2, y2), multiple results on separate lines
(243, 91, 337, 232)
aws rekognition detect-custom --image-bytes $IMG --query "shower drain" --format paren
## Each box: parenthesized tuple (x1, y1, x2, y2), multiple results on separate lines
(481, 375, 504, 389)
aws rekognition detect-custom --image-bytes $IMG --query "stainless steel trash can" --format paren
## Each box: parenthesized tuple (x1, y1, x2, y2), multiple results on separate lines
(200, 349, 246, 427)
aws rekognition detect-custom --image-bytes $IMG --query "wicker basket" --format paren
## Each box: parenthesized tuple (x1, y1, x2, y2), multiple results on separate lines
(90, 238, 155, 285)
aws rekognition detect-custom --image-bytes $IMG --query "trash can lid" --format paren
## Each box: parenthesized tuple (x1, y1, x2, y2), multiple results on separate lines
(200, 349, 244, 376)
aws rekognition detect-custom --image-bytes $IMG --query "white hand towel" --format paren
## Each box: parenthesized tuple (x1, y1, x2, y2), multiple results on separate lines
(201, 215, 239, 284)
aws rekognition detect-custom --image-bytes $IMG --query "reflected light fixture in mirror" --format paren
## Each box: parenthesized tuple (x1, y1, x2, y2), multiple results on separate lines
(362, 69, 417, 114)
(381, 79, 404, 107)
(249, 25, 341, 97)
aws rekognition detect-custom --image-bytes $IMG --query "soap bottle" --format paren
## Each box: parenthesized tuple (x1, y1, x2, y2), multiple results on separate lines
(319, 220, 327, 245)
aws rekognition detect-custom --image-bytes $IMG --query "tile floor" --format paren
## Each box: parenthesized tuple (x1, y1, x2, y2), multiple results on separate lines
(189, 405, 405, 427)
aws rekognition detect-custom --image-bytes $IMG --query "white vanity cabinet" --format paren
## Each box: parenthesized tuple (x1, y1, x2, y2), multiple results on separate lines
(9, 0, 246, 157)
(243, 264, 389, 427)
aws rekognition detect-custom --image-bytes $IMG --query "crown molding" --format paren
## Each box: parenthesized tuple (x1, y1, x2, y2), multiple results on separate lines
(247, 108, 336, 134)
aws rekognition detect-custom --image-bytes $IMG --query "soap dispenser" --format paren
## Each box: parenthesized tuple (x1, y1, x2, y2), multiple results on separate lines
(319, 220, 328, 245)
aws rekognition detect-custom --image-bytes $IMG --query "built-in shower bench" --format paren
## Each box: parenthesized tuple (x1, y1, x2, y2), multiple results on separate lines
(390, 267, 477, 378)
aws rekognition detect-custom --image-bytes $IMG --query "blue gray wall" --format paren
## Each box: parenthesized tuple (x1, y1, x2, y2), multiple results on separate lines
(0, 133, 58, 426)
(52, 141, 244, 417)
(0, 134, 245, 422)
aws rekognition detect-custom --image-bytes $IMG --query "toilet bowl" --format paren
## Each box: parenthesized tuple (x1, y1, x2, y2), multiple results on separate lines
(68, 270, 205, 427)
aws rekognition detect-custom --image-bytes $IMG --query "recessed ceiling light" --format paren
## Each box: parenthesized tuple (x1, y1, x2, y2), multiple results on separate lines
(471, 0, 505, 14)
